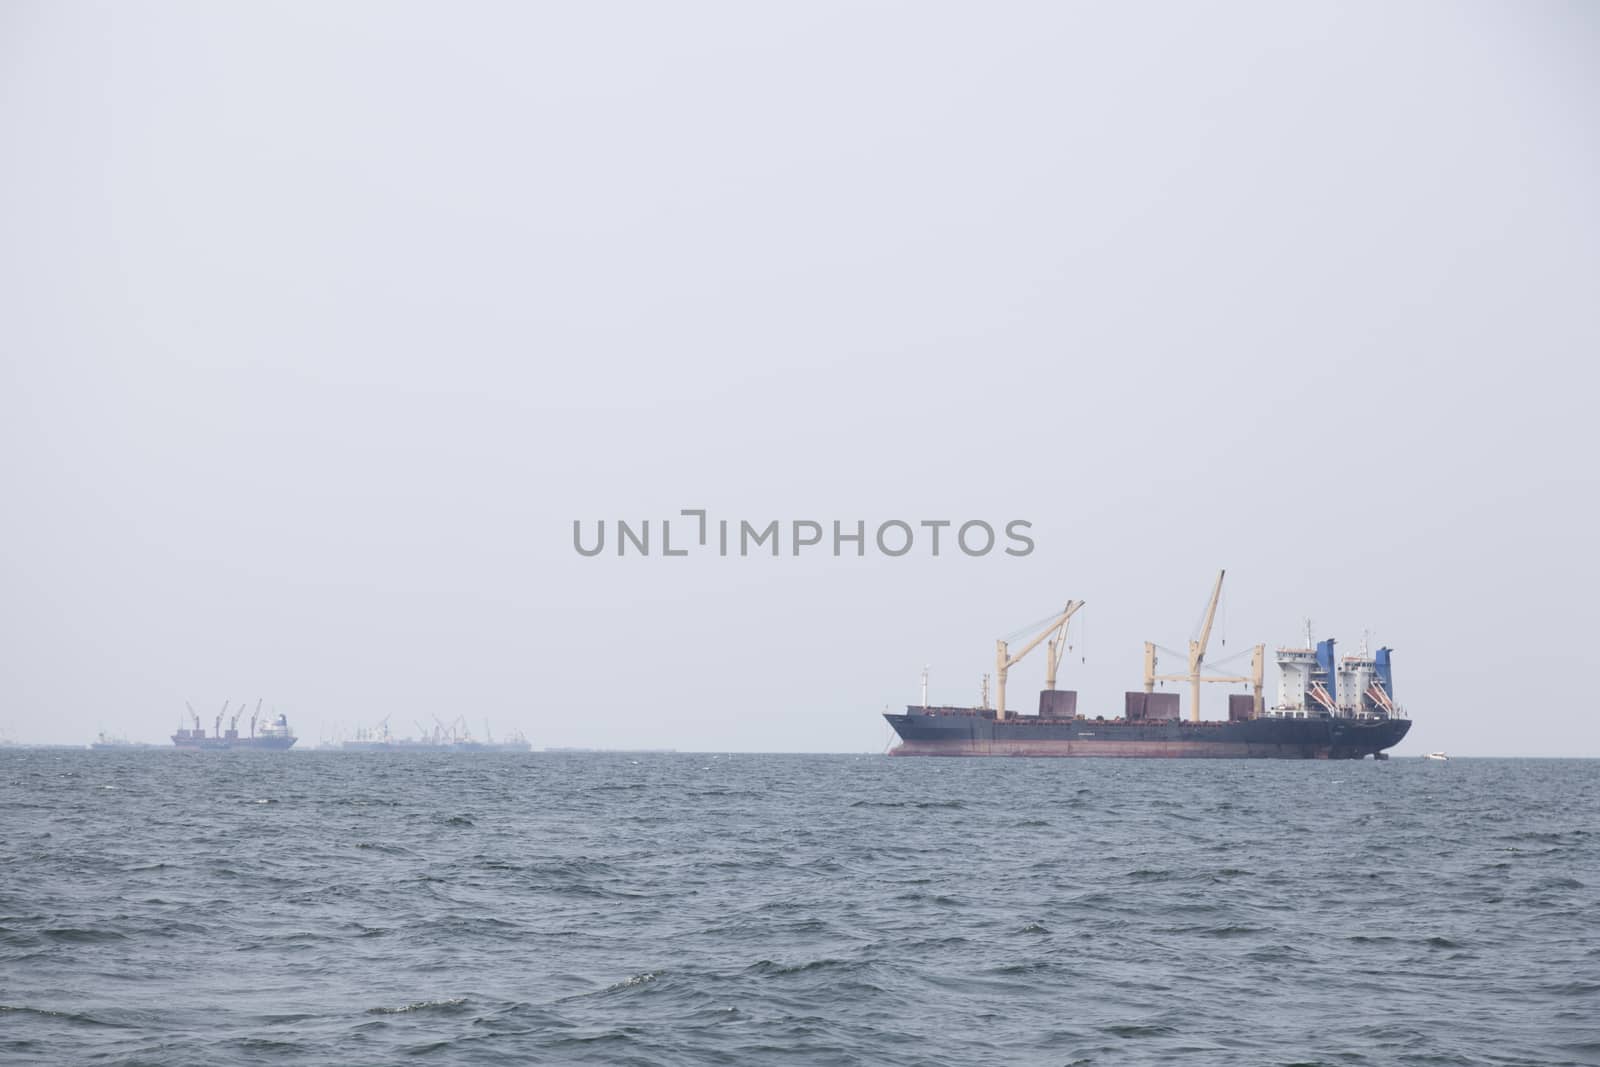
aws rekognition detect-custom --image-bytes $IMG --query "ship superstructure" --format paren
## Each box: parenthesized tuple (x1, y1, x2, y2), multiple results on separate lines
(884, 571, 1410, 759)
(1264, 623, 1402, 721)
(172, 699, 297, 751)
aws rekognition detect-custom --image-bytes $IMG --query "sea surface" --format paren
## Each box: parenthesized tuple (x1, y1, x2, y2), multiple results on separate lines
(1, 751, 1597, 1066)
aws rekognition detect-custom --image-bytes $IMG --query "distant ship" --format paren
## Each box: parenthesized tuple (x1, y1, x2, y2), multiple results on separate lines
(885, 571, 1411, 760)
(89, 732, 152, 750)
(340, 716, 531, 753)
(172, 700, 297, 751)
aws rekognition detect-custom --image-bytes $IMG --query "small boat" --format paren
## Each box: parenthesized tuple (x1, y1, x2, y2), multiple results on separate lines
(1423, 751, 1449, 761)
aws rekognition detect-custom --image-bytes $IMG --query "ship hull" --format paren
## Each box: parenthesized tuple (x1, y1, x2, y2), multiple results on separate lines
(885, 708, 1409, 759)
(171, 737, 298, 751)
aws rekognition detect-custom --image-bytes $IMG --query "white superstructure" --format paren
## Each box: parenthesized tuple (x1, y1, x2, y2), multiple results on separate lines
(1274, 647, 1318, 716)
(1267, 622, 1404, 721)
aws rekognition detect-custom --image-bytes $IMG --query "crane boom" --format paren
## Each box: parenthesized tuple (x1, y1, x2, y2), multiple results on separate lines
(1044, 607, 1083, 691)
(1141, 571, 1265, 720)
(994, 599, 1084, 720)
(1194, 571, 1225, 666)
(1187, 571, 1225, 722)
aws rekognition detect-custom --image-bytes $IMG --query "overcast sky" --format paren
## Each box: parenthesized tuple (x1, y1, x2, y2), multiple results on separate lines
(2, 2, 1596, 754)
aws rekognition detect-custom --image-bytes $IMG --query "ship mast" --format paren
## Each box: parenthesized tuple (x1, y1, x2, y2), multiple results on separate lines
(1144, 570, 1266, 720)
(994, 599, 1084, 720)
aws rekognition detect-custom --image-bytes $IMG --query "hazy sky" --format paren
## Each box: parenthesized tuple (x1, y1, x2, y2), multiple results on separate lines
(2, 2, 1596, 754)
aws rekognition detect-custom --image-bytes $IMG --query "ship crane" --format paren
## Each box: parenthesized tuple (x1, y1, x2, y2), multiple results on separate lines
(228, 708, 244, 737)
(214, 701, 229, 740)
(1144, 570, 1265, 722)
(994, 599, 1085, 720)
(186, 701, 202, 734)
(249, 698, 263, 738)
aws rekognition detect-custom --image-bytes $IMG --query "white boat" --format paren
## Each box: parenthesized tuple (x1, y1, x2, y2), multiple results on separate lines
(1423, 751, 1449, 761)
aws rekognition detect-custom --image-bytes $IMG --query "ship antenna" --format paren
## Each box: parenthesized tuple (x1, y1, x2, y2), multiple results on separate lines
(921, 666, 929, 709)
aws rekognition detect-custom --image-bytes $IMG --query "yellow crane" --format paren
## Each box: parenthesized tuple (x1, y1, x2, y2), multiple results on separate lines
(994, 599, 1085, 720)
(1143, 569, 1265, 722)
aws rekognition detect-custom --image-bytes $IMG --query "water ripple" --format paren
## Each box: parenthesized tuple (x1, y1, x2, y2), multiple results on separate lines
(1, 751, 1597, 1065)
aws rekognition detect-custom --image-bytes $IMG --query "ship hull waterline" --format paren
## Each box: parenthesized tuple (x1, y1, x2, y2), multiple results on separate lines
(885, 709, 1410, 760)
(171, 738, 298, 751)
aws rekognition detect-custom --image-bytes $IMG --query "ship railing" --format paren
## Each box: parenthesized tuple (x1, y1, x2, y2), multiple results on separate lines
(1346, 707, 1407, 721)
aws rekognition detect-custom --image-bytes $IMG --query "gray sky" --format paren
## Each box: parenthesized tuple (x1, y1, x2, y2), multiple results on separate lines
(2, 2, 1596, 755)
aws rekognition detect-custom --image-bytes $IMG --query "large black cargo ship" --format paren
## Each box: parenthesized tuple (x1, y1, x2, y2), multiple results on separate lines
(886, 704, 1409, 759)
(885, 572, 1411, 760)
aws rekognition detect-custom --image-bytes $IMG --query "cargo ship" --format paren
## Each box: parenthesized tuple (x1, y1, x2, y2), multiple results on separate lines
(172, 700, 297, 751)
(340, 716, 531, 753)
(885, 571, 1410, 759)
(90, 732, 153, 750)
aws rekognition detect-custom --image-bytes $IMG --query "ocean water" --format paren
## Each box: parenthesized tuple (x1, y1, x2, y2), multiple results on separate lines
(1, 751, 1596, 1066)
